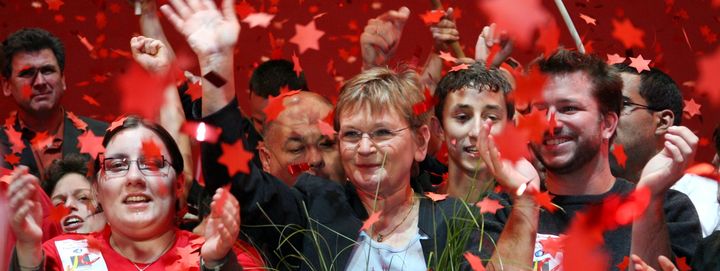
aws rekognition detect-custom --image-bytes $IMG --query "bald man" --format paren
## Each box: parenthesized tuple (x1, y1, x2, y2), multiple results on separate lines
(258, 92, 346, 185)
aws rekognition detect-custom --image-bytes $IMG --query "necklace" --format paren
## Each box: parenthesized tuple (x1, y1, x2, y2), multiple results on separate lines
(376, 197, 416, 242)
(111, 232, 176, 271)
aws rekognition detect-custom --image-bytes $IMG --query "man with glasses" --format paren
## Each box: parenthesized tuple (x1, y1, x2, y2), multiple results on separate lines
(613, 64, 720, 237)
(0, 28, 108, 180)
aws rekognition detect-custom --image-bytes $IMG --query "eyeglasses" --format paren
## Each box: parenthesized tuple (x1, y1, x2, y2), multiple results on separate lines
(338, 127, 410, 145)
(101, 155, 172, 178)
(622, 99, 658, 115)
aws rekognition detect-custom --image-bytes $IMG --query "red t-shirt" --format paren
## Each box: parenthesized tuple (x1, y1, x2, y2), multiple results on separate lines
(41, 226, 265, 270)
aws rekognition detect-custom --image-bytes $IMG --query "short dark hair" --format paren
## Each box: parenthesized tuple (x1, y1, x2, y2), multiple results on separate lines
(434, 62, 514, 124)
(538, 49, 623, 118)
(43, 153, 90, 196)
(94, 116, 184, 179)
(249, 59, 309, 98)
(613, 64, 684, 125)
(1, 28, 65, 79)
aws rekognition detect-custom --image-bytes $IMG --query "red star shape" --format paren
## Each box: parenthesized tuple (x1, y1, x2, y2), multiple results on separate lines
(479, 0, 550, 48)
(438, 51, 456, 63)
(420, 10, 445, 26)
(579, 13, 597, 25)
(616, 256, 630, 271)
(291, 53, 303, 78)
(464, 252, 486, 271)
(5, 128, 25, 154)
(424, 192, 448, 202)
(77, 130, 105, 158)
(629, 54, 652, 72)
(684, 98, 702, 118)
(476, 197, 504, 214)
(531, 190, 557, 212)
(449, 63, 469, 72)
(613, 144, 628, 168)
(606, 53, 627, 65)
(539, 235, 565, 257)
(218, 140, 253, 177)
(290, 20, 325, 54)
(612, 18, 645, 48)
(67, 112, 88, 131)
(361, 211, 381, 232)
(4, 153, 20, 165)
(45, 0, 63, 11)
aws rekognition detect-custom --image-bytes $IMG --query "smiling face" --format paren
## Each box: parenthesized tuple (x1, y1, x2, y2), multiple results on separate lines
(96, 126, 180, 239)
(50, 173, 104, 233)
(338, 104, 428, 198)
(530, 71, 617, 174)
(441, 87, 508, 175)
(2, 49, 66, 115)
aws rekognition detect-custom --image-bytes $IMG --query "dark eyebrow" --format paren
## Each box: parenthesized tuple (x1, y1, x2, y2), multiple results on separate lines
(483, 104, 503, 111)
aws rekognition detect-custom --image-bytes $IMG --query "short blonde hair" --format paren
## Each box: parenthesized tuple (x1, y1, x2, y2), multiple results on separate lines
(334, 67, 430, 130)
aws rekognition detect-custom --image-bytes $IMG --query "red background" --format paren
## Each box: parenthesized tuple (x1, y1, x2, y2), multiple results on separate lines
(1, 0, 719, 161)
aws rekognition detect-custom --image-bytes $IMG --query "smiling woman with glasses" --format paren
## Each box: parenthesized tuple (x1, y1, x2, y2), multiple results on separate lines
(7, 116, 265, 270)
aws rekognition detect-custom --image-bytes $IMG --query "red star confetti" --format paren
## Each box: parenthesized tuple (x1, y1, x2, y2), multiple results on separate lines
(45, 0, 63, 10)
(361, 211, 381, 231)
(107, 116, 127, 132)
(4, 153, 20, 165)
(185, 81, 202, 101)
(49, 204, 70, 224)
(290, 20, 325, 54)
(67, 111, 88, 131)
(616, 256, 630, 271)
(628, 54, 651, 72)
(412, 88, 438, 115)
(76, 34, 94, 52)
(424, 192, 448, 202)
(82, 94, 100, 107)
(242, 12, 274, 28)
(263, 88, 302, 123)
(316, 119, 335, 138)
(536, 18, 560, 56)
(492, 124, 531, 162)
(420, 10, 445, 26)
(96, 12, 107, 30)
(234, 1, 256, 19)
(615, 186, 650, 225)
(579, 13, 597, 25)
(612, 144, 627, 168)
(475, 197, 504, 214)
(438, 51, 456, 63)
(696, 47, 720, 105)
(676, 257, 691, 271)
(288, 163, 310, 176)
(211, 183, 232, 216)
(141, 139, 162, 159)
(218, 140, 254, 177)
(30, 131, 52, 148)
(292, 53, 303, 78)
(117, 63, 170, 120)
(530, 190, 557, 213)
(517, 109, 549, 143)
(479, 0, 551, 48)
(539, 235, 565, 257)
(607, 53, 626, 65)
(510, 69, 547, 107)
(6, 128, 25, 154)
(684, 98, 702, 118)
(77, 130, 105, 158)
(449, 63, 469, 72)
(685, 163, 720, 182)
(463, 252, 485, 271)
(612, 18, 645, 48)
(700, 25, 718, 44)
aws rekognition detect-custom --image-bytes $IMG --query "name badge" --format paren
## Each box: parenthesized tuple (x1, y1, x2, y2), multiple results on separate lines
(55, 239, 109, 271)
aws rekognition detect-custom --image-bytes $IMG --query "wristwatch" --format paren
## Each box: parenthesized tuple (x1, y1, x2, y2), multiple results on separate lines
(200, 257, 226, 271)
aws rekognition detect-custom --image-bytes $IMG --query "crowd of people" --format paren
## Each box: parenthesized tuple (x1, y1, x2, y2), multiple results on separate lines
(2, 0, 720, 270)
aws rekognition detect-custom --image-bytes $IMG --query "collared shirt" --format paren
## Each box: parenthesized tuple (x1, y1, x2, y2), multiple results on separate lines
(15, 111, 65, 181)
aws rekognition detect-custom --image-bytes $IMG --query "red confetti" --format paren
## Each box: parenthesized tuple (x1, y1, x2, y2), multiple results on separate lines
(628, 54, 652, 73)
(6, 128, 25, 154)
(242, 12, 274, 28)
(425, 192, 448, 202)
(49, 204, 70, 224)
(479, 0, 551, 48)
(287, 163, 310, 176)
(290, 20, 325, 54)
(185, 81, 202, 101)
(539, 235, 565, 257)
(685, 163, 720, 181)
(517, 109, 549, 143)
(77, 130, 105, 158)
(492, 124, 531, 162)
(30, 131, 52, 148)
(607, 53, 627, 65)
(536, 18, 560, 56)
(616, 256, 630, 271)
(117, 63, 170, 120)
(95, 12, 107, 30)
(684, 98, 702, 118)
(449, 63, 469, 72)
(234, 1, 256, 19)
(419, 10, 445, 26)
(67, 111, 88, 131)
(107, 116, 127, 132)
(696, 47, 720, 106)
(530, 190, 557, 213)
(412, 88, 438, 115)
(510, 69, 547, 107)
(676, 257, 691, 271)
(438, 51, 456, 63)
(316, 119, 335, 138)
(76, 34, 94, 52)
(700, 25, 718, 44)
(141, 139, 162, 159)
(45, 0, 63, 10)
(463, 252, 485, 271)
(82, 94, 100, 107)
(612, 18, 646, 48)
(612, 144, 628, 168)
(361, 211, 381, 232)
(4, 153, 20, 165)
(475, 197, 504, 214)
(579, 13, 597, 25)
(291, 52, 303, 78)
(263, 87, 302, 123)
(218, 140, 254, 177)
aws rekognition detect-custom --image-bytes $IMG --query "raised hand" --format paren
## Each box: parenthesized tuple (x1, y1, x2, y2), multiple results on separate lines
(638, 126, 698, 196)
(201, 188, 241, 263)
(131, 36, 172, 73)
(474, 23, 513, 69)
(7, 166, 44, 268)
(429, 8, 459, 54)
(160, 0, 239, 57)
(360, 6, 410, 69)
(476, 120, 540, 196)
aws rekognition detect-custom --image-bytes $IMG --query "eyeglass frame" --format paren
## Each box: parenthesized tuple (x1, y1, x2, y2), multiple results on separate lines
(621, 99, 660, 115)
(336, 126, 412, 145)
(98, 153, 175, 178)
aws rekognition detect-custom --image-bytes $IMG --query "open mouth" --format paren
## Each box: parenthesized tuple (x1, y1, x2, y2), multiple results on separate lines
(62, 215, 84, 231)
(543, 137, 572, 146)
(123, 194, 152, 208)
(462, 145, 480, 157)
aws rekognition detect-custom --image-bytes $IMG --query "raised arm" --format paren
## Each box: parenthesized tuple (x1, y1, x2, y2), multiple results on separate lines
(136, 0, 177, 59)
(421, 8, 459, 93)
(632, 126, 699, 269)
(7, 166, 44, 270)
(160, 0, 239, 117)
(360, 7, 410, 70)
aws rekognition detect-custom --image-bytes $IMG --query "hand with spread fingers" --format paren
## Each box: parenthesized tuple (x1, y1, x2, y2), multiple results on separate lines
(7, 166, 44, 268)
(475, 119, 539, 197)
(131, 35, 172, 74)
(638, 126, 698, 197)
(160, 0, 239, 58)
(474, 23, 513, 69)
(201, 187, 241, 265)
(360, 6, 410, 69)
